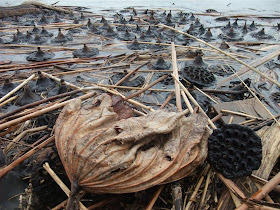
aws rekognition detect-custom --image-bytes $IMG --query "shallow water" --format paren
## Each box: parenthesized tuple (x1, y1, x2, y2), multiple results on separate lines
(0, 0, 280, 209)
(2, 0, 280, 15)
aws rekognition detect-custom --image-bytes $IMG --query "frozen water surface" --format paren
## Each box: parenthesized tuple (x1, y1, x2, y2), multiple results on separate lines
(1, 0, 280, 15)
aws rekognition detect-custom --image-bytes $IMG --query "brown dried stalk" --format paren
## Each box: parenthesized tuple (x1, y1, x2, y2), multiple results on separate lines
(124, 74, 168, 100)
(171, 42, 182, 112)
(4, 125, 48, 154)
(160, 24, 280, 88)
(0, 136, 54, 179)
(146, 185, 164, 210)
(0, 92, 96, 131)
(237, 171, 280, 210)
(0, 89, 82, 121)
(115, 61, 150, 86)
(0, 74, 35, 104)
(43, 162, 87, 210)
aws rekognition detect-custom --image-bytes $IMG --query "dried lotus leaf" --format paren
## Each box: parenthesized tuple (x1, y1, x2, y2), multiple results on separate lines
(55, 93, 210, 194)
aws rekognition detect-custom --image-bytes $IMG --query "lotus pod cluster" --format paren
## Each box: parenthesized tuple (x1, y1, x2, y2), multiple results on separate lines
(55, 94, 210, 194)
(208, 124, 262, 179)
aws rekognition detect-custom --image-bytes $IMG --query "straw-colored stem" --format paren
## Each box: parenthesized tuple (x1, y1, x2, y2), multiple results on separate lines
(250, 175, 280, 193)
(96, 86, 154, 111)
(181, 91, 194, 113)
(237, 171, 280, 210)
(199, 169, 212, 208)
(0, 92, 96, 131)
(41, 72, 81, 90)
(146, 185, 164, 210)
(181, 78, 219, 104)
(185, 165, 210, 210)
(160, 24, 280, 88)
(221, 109, 263, 120)
(86, 83, 173, 92)
(228, 116, 234, 124)
(171, 42, 182, 112)
(43, 162, 87, 210)
(160, 92, 175, 109)
(172, 74, 216, 129)
(125, 74, 168, 100)
(0, 74, 35, 104)
(217, 173, 247, 200)
(52, 200, 68, 210)
(0, 95, 18, 108)
(53, 64, 130, 76)
(4, 125, 48, 154)
(115, 61, 150, 86)
(0, 136, 54, 179)
(255, 183, 274, 203)
(0, 89, 82, 121)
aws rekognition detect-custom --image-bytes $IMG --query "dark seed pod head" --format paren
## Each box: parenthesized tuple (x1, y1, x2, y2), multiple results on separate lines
(167, 10, 172, 19)
(242, 21, 248, 33)
(132, 8, 137, 16)
(32, 25, 39, 33)
(40, 27, 53, 37)
(56, 28, 66, 40)
(190, 13, 195, 20)
(36, 71, 52, 88)
(80, 13, 85, 20)
(219, 41, 230, 49)
(233, 18, 238, 27)
(249, 21, 257, 29)
(0, 147, 6, 167)
(199, 24, 205, 33)
(11, 34, 19, 43)
(257, 28, 265, 36)
(152, 56, 171, 70)
(57, 79, 68, 94)
(39, 15, 48, 24)
(188, 23, 194, 32)
(87, 19, 92, 28)
(205, 28, 212, 37)
(2, 78, 14, 92)
(100, 16, 106, 23)
(127, 37, 143, 50)
(16, 29, 23, 37)
(107, 25, 114, 34)
(193, 55, 206, 66)
(73, 17, 79, 24)
(25, 31, 32, 39)
(16, 85, 41, 106)
(194, 18, 201, 26)
(72, 44, 99, 58)
(139, 32, 146, 40)
(136, 24, 141, 32)
(53, 14, 61, 23)
(129, 16, 134, 22)
(180, 15, 187, 24)
(208, 124, 262, 179)
(26, 47, 55, 61)
(225, 21, 231, 29)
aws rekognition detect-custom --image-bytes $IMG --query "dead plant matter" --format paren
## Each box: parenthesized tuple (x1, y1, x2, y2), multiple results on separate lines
(54, 93, 210, 194)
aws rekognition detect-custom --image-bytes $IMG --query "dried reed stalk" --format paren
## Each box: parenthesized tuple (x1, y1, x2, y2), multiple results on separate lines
(4, 125, 48, 154)
(0, 136, 54, 179)
(160, 24, 280, 88)
(0, 92, 96, 131)
(43, 162, 87, 210)
(0, 74, 35, 104)
(115, 61, 150, 86)
(171, 42, 182, 112)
